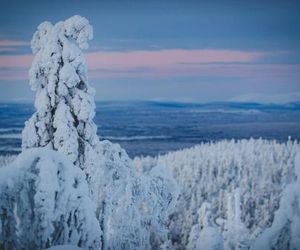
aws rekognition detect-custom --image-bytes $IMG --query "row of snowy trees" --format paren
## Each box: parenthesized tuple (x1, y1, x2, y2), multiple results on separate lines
(134, 138, 300, 249)
(0, 16, 178, 250)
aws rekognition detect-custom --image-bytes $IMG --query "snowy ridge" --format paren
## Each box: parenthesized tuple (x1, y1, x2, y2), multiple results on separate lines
(103, 135, 172, 141)
(134, 138, 300, 249)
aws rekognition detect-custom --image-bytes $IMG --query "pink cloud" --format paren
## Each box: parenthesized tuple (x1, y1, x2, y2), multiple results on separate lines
(0, 69, 28, 80)
(0, 40, 29, 47)
(0, 54, 33, 68)
(88, 63, 300, 79)
(0, 48, 17, 52)
(1, 49, 297, 81)
(85, 49, 266, 70)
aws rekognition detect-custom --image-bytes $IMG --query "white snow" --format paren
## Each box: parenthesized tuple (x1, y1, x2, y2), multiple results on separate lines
(134, 138, 300, 249)
(85, 140, 179, 249)
(251, 152, 300, 250)
(0, 155, 16, 168)
(45, 245, 83, 250)
(0, 148, 101, 249)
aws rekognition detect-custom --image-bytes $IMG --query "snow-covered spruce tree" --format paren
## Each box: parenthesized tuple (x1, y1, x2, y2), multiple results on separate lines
(21, 15, 179, 249)
(89, 141, 179, 249)
(0, 148, 101, 250)
(187, 202, 224, 250)
(22, 15, 97, 175)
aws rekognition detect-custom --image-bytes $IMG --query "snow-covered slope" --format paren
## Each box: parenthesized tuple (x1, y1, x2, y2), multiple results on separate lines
(134, 138, 300, 249)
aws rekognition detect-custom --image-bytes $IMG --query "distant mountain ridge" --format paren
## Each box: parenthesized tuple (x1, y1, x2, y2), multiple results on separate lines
(1, 100, 300, 113)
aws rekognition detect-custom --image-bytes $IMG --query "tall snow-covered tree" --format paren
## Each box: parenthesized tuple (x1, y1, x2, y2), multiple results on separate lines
(22, 15, 98, 173)
(21, 15, 179, 249)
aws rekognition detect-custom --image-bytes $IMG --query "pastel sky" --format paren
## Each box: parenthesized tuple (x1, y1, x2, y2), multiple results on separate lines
(0, 0, 300, 103)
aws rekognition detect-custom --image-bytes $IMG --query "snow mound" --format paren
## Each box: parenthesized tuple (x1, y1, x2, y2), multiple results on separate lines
(0, 148, 101, 250)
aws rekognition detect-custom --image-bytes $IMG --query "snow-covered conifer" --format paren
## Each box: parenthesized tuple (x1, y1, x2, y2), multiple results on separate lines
(87, 140, 179, 249)
(0, 148, 101, 250)
(187, 202, 224, 250)
(22, 15, 97, 174)
(20, 16, 179, 249)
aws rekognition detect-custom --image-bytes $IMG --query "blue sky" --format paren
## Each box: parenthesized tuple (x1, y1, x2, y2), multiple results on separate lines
(0, 0, 299, 102)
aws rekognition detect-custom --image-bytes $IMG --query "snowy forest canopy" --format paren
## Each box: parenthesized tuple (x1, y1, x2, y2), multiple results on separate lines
(0, 15, 300, 250)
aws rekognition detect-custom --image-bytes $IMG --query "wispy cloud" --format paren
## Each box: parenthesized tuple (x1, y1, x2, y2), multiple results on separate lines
(0, 49, 298, 81)
(0, 67, 28, 80)
(0, 48, 17, 52)
(0, 54, 32, 68)
(85, 49, 266, 70)
(230, 92, 300, 104)
(0, 40, 30, 55)
(86, 63, 300, 82)
(0, 40, 29, 47)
